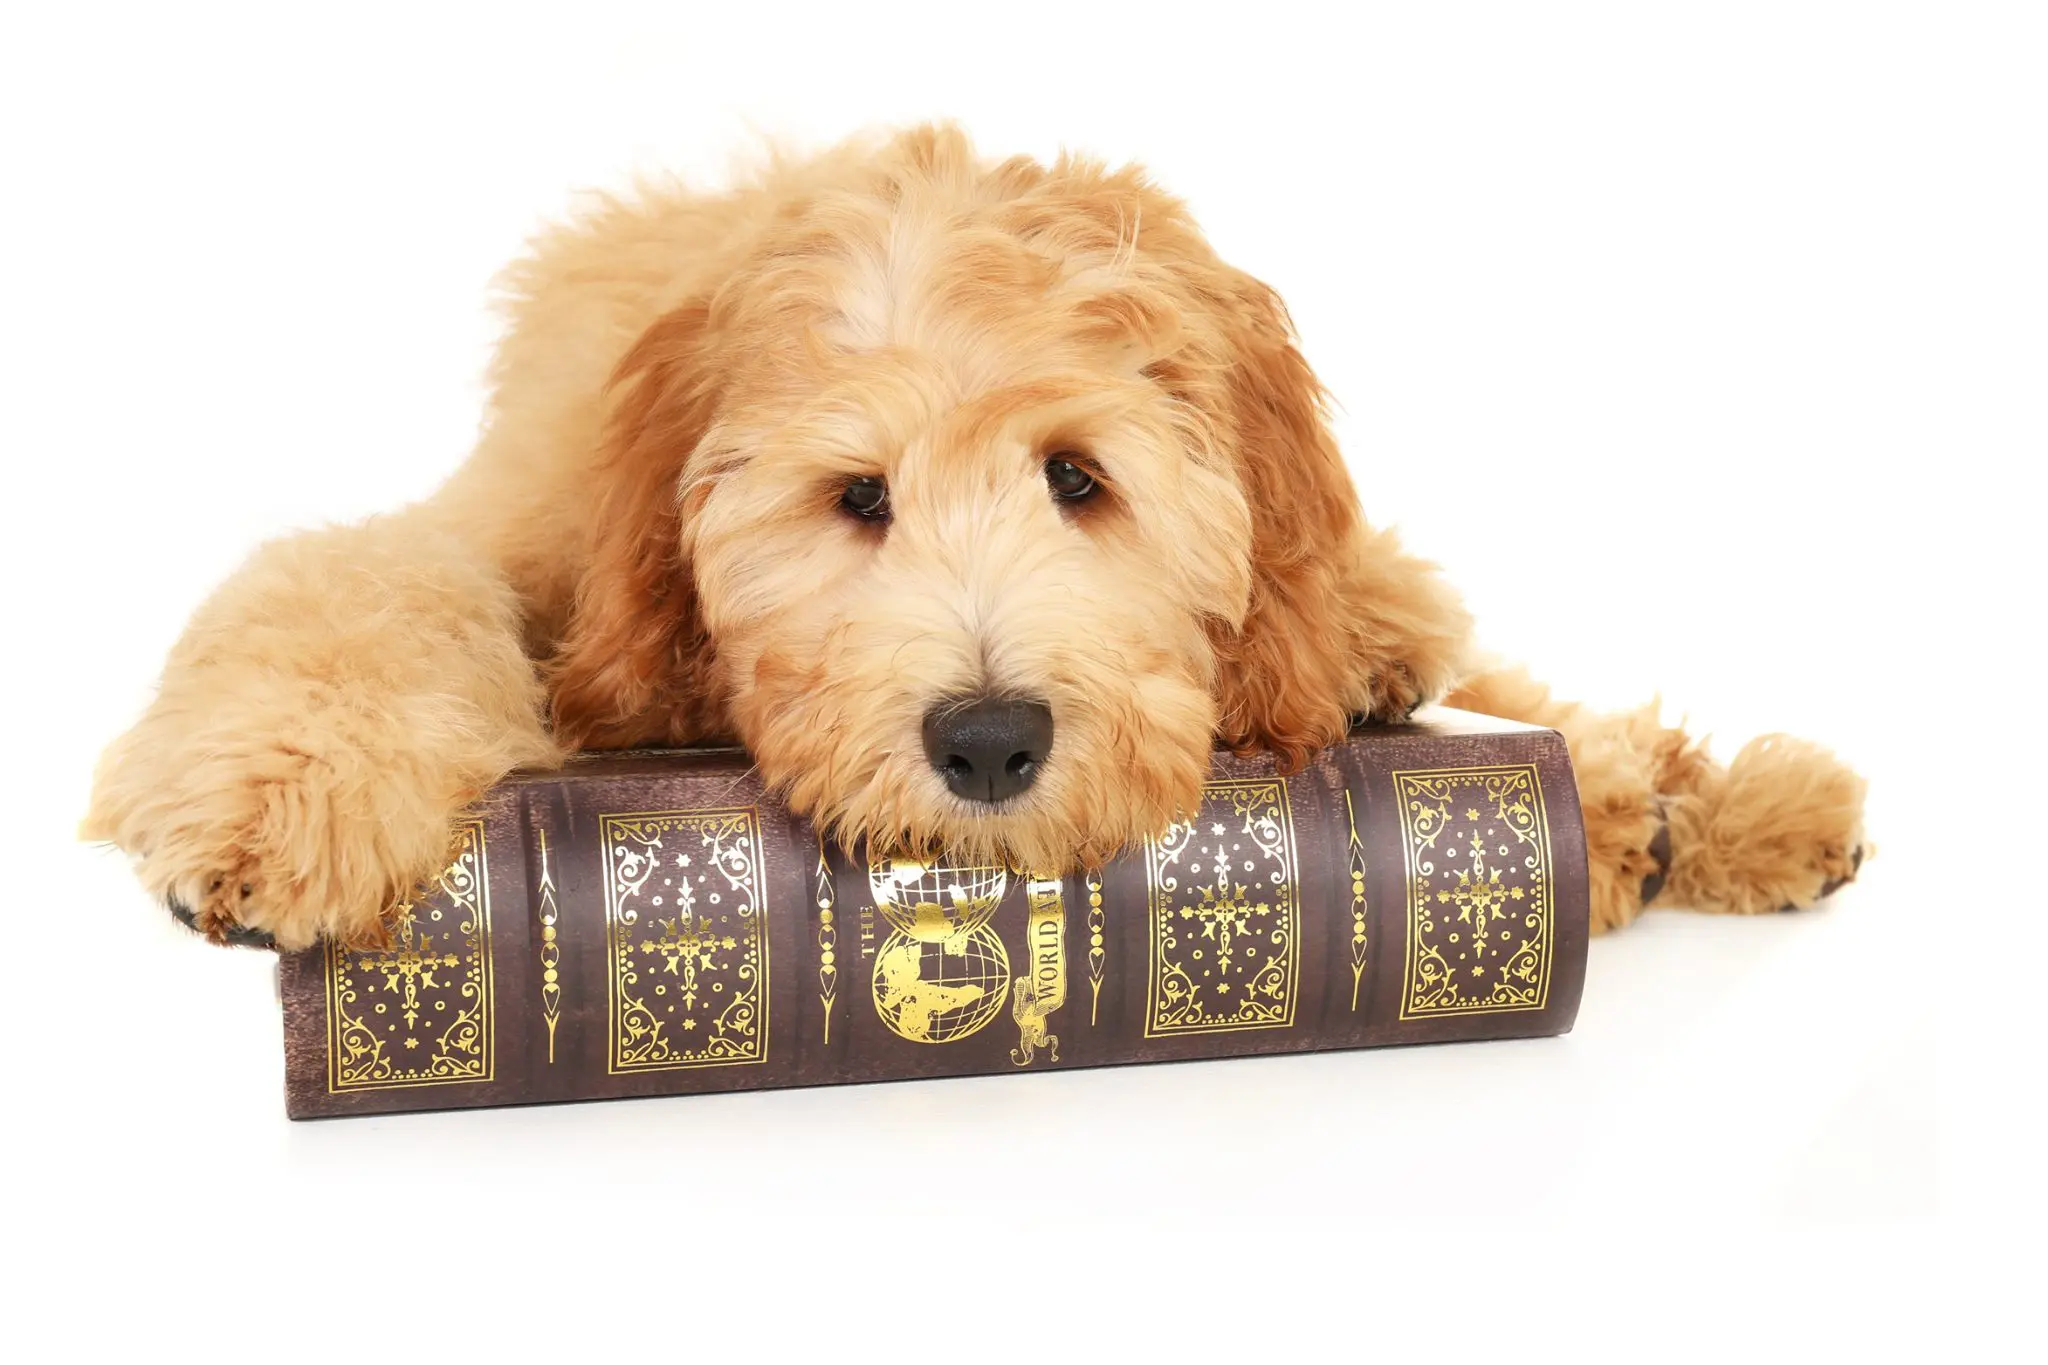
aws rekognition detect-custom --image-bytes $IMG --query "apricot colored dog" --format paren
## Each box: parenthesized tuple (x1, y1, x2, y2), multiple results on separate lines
(84, 125, 1867, 951)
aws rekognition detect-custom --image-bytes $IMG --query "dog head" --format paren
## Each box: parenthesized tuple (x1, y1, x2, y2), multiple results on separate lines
(547, 127, 1402, 871)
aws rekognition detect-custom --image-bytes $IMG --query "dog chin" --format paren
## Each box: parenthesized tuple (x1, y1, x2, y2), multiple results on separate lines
(750, 686, 1216, 872)
(789, 778, 1078, 875)
(820, 793, 1061, 872)
(881, 771, 1197, 875)
(921, 790, 1061, 864)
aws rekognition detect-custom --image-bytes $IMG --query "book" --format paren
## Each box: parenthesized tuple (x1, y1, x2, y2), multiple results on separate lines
(277, 708, 1590, 1117)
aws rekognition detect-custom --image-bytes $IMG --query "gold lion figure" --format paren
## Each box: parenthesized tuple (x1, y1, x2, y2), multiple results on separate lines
(1010, 977, 1059, 1066)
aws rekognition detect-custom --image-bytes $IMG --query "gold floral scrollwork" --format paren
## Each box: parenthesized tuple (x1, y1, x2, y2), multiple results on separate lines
(1345, 789, 1368, 1011)
(1143, 780, 1300, 1037)
(602, 808, 769, 1073)
(816, 847, 838, 1044)
(1085, 869, 1106, 1026)
(538, 828, 562, 1063)
(325, 819, 494, 1092)
(1393, 765, 1553, 1019)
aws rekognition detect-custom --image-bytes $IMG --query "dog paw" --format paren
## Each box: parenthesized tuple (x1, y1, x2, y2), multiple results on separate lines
(83, 709, 457, 951)
(1358, 657, 1457, 724)
(1569, 739, 1670, 934)
(1671, 733, 1870, 917)
(166, 883, 279, 951)
(1781, 842, 1868, 913)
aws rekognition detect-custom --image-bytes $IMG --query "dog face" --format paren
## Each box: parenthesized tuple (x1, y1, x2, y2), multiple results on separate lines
(690, 311, 1252, 872)
(548, 130, 1417, 871)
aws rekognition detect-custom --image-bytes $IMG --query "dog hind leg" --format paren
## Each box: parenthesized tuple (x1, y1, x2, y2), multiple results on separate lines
(1445, 667, 1866, 932)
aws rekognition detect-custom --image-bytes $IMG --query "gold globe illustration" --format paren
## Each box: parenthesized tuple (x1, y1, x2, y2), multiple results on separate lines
(871, 925, 1011, 1043)
(867, 856, 1009, 944)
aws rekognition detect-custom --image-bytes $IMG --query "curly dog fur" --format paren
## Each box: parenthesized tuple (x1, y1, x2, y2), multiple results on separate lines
(81, 125, 1866, 950)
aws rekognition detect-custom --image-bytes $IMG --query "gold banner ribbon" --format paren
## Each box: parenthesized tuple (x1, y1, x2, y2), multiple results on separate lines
(1011, 872, 1066, 1065)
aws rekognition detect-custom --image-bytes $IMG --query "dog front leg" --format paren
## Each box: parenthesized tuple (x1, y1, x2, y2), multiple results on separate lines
(1214, 521, 1474, 766)
(82, 512, 560, 949)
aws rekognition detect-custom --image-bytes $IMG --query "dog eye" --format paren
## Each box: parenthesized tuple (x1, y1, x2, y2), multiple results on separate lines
(1044, 457, 1097, 501)
(840, 476, 890, 521)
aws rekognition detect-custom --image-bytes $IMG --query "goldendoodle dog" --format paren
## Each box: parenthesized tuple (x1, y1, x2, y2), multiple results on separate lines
(83, 125, 1866, 951)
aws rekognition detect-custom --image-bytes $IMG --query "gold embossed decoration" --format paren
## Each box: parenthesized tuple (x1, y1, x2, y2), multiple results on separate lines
(1010, 872, 1066, 1066)
(1085, 869, 1106, 1026)
(325, 819, 494, 1092)
(1345, 790, 1368, 1011)
(1393, 766, 1554, 1019)
(816, 848, 838, 1044)
(602, 809, 769, 1073)
(868, 857, 1011, 1043)
(537, 828, 563, 1063)
(1143, 780, 1300, 1037)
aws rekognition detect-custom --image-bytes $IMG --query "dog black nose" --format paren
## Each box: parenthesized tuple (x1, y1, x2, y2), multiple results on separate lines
(922, 696, 1055, 804)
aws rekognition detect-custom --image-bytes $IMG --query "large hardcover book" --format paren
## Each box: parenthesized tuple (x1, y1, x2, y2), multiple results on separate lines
(277, 709, 1590, 1118)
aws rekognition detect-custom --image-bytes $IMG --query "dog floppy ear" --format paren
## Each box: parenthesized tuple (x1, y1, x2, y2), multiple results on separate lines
(1196, 274, 1472, 768)
(547, 304, 729, 749)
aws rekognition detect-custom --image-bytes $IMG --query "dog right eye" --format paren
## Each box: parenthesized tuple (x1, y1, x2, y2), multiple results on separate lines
(840, 476, 890, 521)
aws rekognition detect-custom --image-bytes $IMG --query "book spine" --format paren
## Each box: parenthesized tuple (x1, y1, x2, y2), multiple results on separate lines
(280, 720, 1589, 1117)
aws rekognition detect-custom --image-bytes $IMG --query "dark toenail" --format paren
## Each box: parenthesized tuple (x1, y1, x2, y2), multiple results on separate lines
(1639, 803, 1673, 906)
(1817, 846, 1865, 900)
(218, 923, 279, 950)
(164, 893, 277, 950)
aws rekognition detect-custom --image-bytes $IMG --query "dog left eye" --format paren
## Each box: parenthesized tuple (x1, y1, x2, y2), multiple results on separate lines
(840, 476, 890, 521)
(1044, 458, 1097, 501)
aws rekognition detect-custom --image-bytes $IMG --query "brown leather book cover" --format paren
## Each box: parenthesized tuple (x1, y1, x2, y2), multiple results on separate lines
(277, 708, 1589, 1117)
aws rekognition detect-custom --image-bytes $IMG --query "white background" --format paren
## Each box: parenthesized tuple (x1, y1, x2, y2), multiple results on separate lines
(1, 1, 2036, 1354)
